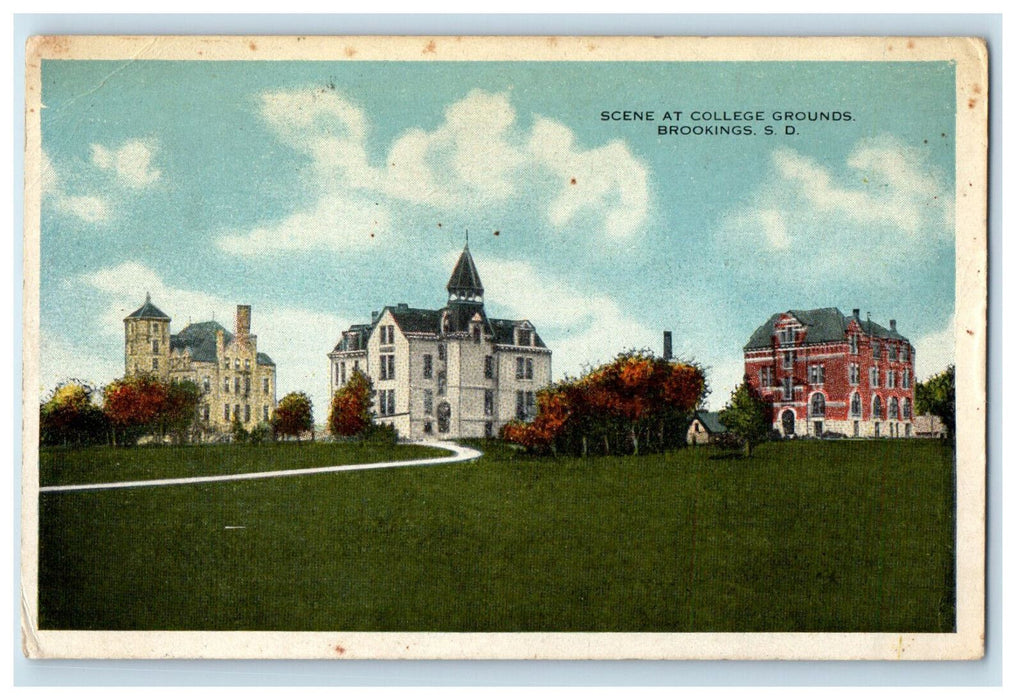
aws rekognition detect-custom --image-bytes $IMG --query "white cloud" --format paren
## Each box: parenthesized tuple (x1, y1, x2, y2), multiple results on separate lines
(528, 118, 649, 239)
(217, 193, 389, 254)
(83, 262, 345, 416)
(90, 139, 161, 188)
(913, 313, 955, 381)
(718, 135, 953, 276)
(58, 195, 109, 223)
(38, 332, 122, 396)
(40, 148, 111, 223)
(226, 88, 651, 255)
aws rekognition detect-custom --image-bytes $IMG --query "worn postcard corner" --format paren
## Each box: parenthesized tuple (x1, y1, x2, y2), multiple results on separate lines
(22, 34, 987, 661)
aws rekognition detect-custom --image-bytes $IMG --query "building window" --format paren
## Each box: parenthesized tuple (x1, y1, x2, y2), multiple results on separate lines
(234, 404, 240, 420)
(380, 324, 394, 345)
(152, 340, 160, 354)
(244, 405, 251, 423)
(900, 345, 909, 362)
(224, 358, 230, 369)
(245, 358, 250, 370)
(526, 391, 536, 418)
(850, 334, 859, 355)
(485, 421, 493, 438)
(437, 370, 447, 396)
(151, 322, 159, 333)
(203, 377, 210, 392)
(484, 389, 494, 416)
(380, 354, 395, 381)
(517, 329, 532, 346)
(152, 358, 159, 371)
(782, 377, 793, 401)
(849, 363, 859, 385)
(760, 366, 773, 387)
(203, 404, 210, 422)
(888, 345, 897, 362)
(424, 422, 433, 434)
(354, 360, 359, 373)
(224, 404, 230, 421)
(782, 351, 794, 369)
(484, 355, 494, 379)
(526, 358, 534, 380)
(870, 367, 879, 388)
(779, 326, 796, 345)
(889, 397, 899, 421)
(902, 368, 911, 389)
(224, 378, 231, 393)
(886, 370, 895, 389)
(384, 390, 396, 417)
(263, 377, 270, 394)
(235, 359, 240, 370)
(516, 357, 525, 379)
(334, 363, 339, 386)
(424, 389, 433, 415)
(516, 391, 525, 419)
(810, 392, 825, 418)
(235, 377, 241, 394)
(872, 342, 881, 360)
(423, 354, 433, 379)
(263, 404, 269, 421)
(438, 344, 446, 361)
(850, 392, 862, 418)
(872, 395, 883, 419)
(903, 398, 912, 419)
(473, 325, 481, 344)
(809, 364, 825, 385)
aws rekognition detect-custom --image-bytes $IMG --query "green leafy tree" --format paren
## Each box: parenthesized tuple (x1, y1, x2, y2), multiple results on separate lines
(718, 376, 773, 457)
(916, 365, 955, 441)
(163, 380, 201, 443)
(328, 370, 375, 438)
(271, 391, 314, 441)
(39, 382, 108, 447)
(230, 414, 249, 444)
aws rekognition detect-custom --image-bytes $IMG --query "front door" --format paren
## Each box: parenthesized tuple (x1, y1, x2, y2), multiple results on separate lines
(782, 409, 795, 436)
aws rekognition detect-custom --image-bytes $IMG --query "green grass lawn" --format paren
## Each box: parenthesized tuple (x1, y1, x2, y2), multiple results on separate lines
(39, 441, 448, 487)
(37, 439, 955, 632)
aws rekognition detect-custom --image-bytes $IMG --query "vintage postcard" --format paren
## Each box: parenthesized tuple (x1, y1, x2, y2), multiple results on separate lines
(21, 35, 988, 660)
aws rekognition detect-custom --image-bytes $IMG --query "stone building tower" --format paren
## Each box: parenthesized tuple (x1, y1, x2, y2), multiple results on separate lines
(124, 292, 171, 378)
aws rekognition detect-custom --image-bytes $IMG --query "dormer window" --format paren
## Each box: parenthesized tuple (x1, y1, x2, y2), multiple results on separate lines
(850, 334, 859, 355)
(473, 325, 482, 344)
(779, 327, 796, 345)
(517, 329, 532, 346)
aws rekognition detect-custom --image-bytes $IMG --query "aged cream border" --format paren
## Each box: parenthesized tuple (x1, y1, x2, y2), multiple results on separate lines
(21, 35, 988, 660)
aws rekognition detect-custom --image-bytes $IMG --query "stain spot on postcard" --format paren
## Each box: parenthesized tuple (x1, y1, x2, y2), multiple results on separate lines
(494, 230, 500, 237)
(906, 40, 915, 49)
(334, 645, 345, 655)
(345, 46, 357, 58)
(972, 83, 982, 94)
(423, 40, 436, 55)
(249, 42, 257, 52)
(38, 36, 71, 55)
(968, 98, 977, 109)
(570, 177, 577, 185)
(966, 329, 974, 336)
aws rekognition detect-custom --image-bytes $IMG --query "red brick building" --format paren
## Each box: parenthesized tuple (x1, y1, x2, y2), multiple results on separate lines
(743, 308, 915, 438)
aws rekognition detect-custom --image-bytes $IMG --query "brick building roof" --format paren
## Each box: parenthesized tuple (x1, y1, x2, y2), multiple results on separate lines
(744, 307, 908, 351)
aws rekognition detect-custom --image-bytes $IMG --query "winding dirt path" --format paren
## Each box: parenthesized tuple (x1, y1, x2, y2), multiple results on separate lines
(39, 441, 483, 493)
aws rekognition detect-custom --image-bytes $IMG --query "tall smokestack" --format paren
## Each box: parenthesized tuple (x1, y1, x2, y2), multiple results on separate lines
(890, 319, 897, 332)
(853, 308, 860, 322)
(663, 331, 673, 361)
(236, 305, 251, 343)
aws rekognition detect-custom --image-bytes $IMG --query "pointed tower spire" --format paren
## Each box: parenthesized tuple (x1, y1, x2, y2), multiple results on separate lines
(446, 243, 484, 306)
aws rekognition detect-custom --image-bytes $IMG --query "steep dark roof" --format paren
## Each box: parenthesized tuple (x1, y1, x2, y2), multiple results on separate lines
(332, 324, 372, 353)
(490, 318, 548, 349)
(388, 306, 442, 335)
(170, 320, 276, 367)
(124, 294, 170, 321)
(744, 307, 907, 350)
(171, 321, 229, 363)
(446, 245, 484, 296)
(694, 410, 726, 434)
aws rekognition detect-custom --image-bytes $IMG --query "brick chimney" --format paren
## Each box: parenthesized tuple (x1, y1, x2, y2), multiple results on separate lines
(890, 319, 897, 333)
(852, 308, 860, 322)
(236, 305, 251, 344)
(663, 330, 673, 361)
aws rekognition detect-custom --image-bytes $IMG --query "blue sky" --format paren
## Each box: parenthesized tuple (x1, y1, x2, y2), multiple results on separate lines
(38, 59, 957, 414)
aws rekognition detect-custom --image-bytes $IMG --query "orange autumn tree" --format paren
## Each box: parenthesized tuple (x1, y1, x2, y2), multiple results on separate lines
(102, 374, 200, 445)
(501, 350, 707, 456)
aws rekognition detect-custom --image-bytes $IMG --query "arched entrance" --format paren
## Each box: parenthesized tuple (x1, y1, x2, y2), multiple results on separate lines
(437, 402, 451, 434)
(781, 409, 795, 436)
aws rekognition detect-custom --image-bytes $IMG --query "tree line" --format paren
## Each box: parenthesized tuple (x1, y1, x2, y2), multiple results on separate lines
(39, 374, 316, 447)
(499, 350, 708, 456)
